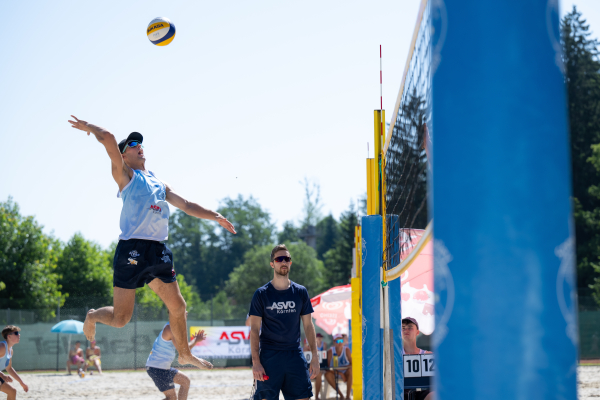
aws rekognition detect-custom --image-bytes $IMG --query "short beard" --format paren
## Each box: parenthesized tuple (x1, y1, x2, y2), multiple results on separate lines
(275, 268, 289, 277)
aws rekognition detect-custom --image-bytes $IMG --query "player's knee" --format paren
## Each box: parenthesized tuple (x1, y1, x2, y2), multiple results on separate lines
(179, 374, 190, 387)
(113, 313, 132, 328)
(169, 299, 187, 316)
(5, 384, 16, 395)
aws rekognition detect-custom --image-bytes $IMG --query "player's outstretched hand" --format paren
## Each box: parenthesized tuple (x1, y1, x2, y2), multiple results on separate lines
(21, 382, 29, 392)
(252, 362, 266, 381)
(193, 330, 207, 342)
(217, 217, 237, 234)
(68, 115, 91, 135)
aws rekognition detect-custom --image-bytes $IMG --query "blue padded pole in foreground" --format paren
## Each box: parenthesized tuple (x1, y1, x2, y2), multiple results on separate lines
(361, 215, 383, 398)
(431, 1, 578, 399)
(386, 215, 403, 399)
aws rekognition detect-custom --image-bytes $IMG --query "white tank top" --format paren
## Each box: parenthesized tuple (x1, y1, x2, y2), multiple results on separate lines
(330, 345, 350, 367)
(146, 324, 176, 370)
(0, 342, 12, 371)
(118, 170, 170, 242)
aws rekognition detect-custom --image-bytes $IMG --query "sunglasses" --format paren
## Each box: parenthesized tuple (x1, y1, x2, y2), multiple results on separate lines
(335, 339, 344, 343)
(273, 256, 291, 263)
(121, 141, 142, 153)
(10, 331, 20, 336)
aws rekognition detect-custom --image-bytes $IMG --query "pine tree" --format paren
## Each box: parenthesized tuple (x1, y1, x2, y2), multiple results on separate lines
(323, 204, 358, 287)
(562, 7, 600, 295)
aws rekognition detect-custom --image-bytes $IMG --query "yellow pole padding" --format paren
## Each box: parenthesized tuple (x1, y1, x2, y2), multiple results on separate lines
(366, 158, 377, 215)
(351, 276, 363, 400)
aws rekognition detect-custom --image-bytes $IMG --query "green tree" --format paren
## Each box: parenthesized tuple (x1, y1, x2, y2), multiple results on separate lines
(316, 214, 339, 260)
(135, 274, 205, 319)
(56, 233, 113, 308)
(167, 210, 214, 297)
(225, 242, 326, 306)
(0, 197, 63, 318)
(167, 195, 276, 301)
(212, 195, 276, 292)
(323, 204, 358, 288)
(300, 178, 323, 229)
(562, 7, 600, 293)
(278, 221, 300, 244)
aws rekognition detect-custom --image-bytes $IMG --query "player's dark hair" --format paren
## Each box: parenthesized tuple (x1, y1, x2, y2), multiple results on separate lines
(270, 244, 290, 261)
(1, 325, 20, 340)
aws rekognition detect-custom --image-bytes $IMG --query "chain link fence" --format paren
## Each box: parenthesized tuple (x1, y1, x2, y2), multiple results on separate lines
(0, 296, 251, 371)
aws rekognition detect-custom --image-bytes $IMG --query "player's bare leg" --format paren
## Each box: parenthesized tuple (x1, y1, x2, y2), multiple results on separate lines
(0, 381, 17, 400)
(173, 372, 191, 400)
(83, 288, 135, 341)
(148, 279, 213, 369)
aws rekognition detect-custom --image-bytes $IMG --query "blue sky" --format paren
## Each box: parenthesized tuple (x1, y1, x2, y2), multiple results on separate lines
(0, 0, 598, 248)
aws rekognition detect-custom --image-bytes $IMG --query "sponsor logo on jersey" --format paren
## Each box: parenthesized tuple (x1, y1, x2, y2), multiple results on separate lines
(128, 258, 138, 265)
(266, 301, 297, 314)
(129, 250, 140, 258)
(150, 205, 162, 214)
(161, 250, 171, 264)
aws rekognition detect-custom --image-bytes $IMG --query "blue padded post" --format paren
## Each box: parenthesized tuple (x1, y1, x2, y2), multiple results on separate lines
(431, 0, 578, 399)
(361, 215, 383, 398)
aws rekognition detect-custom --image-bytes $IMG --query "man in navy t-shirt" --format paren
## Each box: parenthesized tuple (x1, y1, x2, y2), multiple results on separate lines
(248, 244, 320, 400)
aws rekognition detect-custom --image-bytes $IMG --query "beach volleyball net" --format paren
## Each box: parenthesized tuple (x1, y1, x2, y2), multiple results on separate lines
(383, 0, 432, 281)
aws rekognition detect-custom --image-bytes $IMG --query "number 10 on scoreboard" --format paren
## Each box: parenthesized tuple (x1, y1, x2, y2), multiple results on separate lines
(403, 354, 434, 377)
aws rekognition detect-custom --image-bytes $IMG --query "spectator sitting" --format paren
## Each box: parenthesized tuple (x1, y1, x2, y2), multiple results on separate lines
(402, 317, 433, 400)
(324, 333, 352, 400)
(85, 340, 102, 375)
(66, 341, 85, 375)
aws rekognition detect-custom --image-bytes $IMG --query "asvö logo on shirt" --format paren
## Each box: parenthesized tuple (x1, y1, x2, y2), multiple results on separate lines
(266, 301, 296, 314)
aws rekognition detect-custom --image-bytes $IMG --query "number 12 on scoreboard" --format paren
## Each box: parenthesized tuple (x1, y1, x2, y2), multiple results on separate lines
(403, 354, 434, 377)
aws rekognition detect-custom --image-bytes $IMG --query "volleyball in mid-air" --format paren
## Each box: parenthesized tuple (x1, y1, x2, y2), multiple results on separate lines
(147, 17, 176, 46)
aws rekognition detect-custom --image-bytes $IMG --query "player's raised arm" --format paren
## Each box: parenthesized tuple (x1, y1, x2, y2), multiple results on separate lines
(164, 184, 237, 234)
(68, 115, 132, 189)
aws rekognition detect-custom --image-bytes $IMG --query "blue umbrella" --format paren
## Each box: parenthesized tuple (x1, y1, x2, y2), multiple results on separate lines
(51, 320, 84, 334)
(51, 320, 85, 364)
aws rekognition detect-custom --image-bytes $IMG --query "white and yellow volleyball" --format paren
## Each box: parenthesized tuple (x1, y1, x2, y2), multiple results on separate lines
(147, 17, 176, 46)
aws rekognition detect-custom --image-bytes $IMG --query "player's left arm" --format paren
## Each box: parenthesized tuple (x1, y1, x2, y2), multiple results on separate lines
(301, 314, 320, 379)
(164, 183, 236, 234)
(6, 356, 28, 392)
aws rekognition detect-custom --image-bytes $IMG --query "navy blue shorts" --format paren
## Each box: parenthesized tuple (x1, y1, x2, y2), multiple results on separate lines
(254, 348, 313, 400)
(146, 366, 178, 392)
(113, 239, 176, 289)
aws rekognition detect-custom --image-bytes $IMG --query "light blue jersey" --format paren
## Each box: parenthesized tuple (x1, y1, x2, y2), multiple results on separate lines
(146, 324, 176, 370)
(330, 345, 350, 367)
(0, 341, 12, 371)
(118, 170, 169, 241)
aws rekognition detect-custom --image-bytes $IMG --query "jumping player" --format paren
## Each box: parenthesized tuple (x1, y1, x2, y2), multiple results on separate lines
(248, 244, 320, 400)
(68, 116, 236, 369)
(146, 317, 211, 400)
(0, 326, 28, 400)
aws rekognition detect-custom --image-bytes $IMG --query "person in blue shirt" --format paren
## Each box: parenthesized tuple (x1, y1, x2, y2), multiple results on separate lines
(248, 244, 320, 400)
(68, 116, 235, 370)
(146, 313, 212, 400)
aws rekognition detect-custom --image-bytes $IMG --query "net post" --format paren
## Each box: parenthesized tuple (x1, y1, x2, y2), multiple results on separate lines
(361, 215, 383, 398)
(432, 0, 578, 398)
(351, 225, 363, 399)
